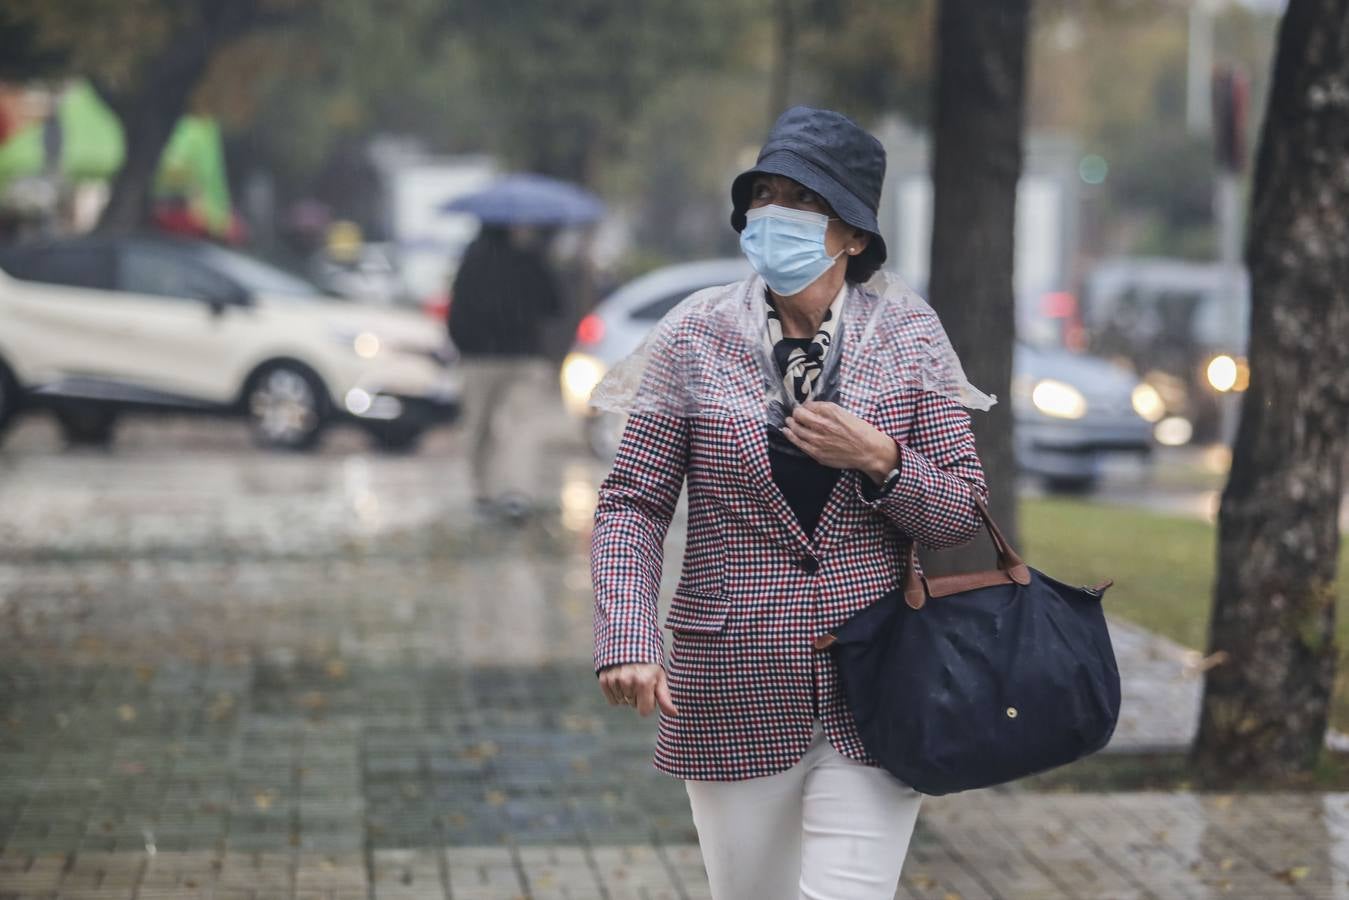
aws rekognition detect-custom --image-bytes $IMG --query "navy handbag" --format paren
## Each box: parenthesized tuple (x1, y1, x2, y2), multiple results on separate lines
(814, 497, 1120, 796)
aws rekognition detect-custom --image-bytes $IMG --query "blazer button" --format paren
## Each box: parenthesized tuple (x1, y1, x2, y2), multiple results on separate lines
(797, 556, 820, 575)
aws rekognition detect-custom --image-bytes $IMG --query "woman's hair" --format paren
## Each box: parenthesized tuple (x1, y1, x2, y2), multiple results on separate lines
(846, 244, 884, 284)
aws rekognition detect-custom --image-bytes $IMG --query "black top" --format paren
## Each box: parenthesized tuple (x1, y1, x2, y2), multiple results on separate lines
(768, 438, 841, 537)
(447, 228, 562, 356)
(767, 335, 842, 537)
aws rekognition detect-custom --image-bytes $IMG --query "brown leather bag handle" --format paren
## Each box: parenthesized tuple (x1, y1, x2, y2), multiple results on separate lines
(902, 494, 1031, 610)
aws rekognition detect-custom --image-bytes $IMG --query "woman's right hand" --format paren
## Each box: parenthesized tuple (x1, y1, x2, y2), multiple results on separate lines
(598, 663, 679, 717)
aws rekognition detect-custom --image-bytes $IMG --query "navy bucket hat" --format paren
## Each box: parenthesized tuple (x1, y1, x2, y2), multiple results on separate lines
(731, 106, 888, 279)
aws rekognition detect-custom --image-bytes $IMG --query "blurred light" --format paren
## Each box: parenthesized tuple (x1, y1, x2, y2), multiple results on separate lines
(560, 462, 599, 533)
(560, 352, 606, 417)
(345, 388, 373, 415)
(342, 456, 381, 533)
(1207, 355, 1238, 392)
(576, 314, 605, 346)
(1233, 357, 1251, 392)
(422, 293, 450, 322)
(353, 332, 381, 359)
(326, 220, 364, 263)
(1131, 383, 1166, 422)
(1079, 154, 1109, 184)
(343, 389, 403, 420)
(1032, 379, 1088, 419)
(1155, 416, 1194, 447)
(1202, 444, 1232, 474)
(1040, 291, 1078, 319)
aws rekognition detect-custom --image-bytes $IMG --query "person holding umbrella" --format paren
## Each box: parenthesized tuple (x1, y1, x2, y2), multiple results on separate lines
(444, 174, 603, 521)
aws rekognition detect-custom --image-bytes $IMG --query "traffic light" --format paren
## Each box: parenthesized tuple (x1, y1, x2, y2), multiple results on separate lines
(1212, 66, 1250, 173)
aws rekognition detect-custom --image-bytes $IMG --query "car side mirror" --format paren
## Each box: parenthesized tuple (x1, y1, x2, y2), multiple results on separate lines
(198, 284, 250, 315)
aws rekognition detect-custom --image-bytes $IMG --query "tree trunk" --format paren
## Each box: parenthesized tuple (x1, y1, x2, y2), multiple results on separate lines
(95, 76, 200, 234)
(95, 0, 281, 235)
(768, 0, 797, 123)
(924, 0, 1031, 570)
(1192, 0, 1349, 785)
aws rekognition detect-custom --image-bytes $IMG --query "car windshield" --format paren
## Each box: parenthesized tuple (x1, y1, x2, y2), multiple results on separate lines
(195, 245, 329, 298)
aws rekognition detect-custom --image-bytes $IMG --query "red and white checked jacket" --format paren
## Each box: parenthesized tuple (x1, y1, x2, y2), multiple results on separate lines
(591, 281, 988, 781)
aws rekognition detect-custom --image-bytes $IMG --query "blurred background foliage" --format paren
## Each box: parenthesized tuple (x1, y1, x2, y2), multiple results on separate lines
(2, 0, 1278, 266)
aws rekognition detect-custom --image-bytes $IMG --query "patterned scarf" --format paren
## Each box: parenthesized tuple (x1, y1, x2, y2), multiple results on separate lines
(764, 286, 846, 406)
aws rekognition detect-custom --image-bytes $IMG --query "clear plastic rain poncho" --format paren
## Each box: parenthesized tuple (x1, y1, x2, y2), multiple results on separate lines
(588, 270, 995, 429)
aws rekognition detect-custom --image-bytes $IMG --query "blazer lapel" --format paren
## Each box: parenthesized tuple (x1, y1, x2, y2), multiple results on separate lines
(713, 280, 885, 557)
(722, 346, 814, 553)
(811, 288, 882, 552)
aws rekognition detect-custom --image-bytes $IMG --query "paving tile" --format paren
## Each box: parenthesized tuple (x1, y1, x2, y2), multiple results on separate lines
(5, 431, 1349, 898)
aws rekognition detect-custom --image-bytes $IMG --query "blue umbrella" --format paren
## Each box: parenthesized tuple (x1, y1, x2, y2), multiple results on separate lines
(439, 173, 605, 225)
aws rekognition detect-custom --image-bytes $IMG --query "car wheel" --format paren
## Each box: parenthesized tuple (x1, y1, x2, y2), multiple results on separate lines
(1043, 474, 1098, 495)
(54, 404, 118, 447)
(366, 422, 424, 454)
(246, 364, 327, 451)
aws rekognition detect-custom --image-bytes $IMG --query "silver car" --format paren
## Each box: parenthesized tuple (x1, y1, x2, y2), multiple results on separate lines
(561, 259, 1154, 492)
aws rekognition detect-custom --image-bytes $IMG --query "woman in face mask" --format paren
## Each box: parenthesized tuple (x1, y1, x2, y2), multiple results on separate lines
(590, 106, 991, 900)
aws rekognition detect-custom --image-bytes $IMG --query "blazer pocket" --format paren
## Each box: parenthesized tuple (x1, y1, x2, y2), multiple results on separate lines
(663, 591, 731, 636)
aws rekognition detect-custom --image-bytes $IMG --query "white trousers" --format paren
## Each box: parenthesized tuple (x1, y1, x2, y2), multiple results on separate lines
(684, 722, 923, 900)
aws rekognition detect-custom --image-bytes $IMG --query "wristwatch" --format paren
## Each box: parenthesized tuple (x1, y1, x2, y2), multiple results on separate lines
(862, 465, 902, 500)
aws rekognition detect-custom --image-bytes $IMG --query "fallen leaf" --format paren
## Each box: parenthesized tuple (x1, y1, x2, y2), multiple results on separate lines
(1181, 650, 1230, 677)
(485, 789, 507, 807)
(253, 790, 278, 811)
(1274, 866, 1310, 885)
(117, 705, 137, 722)
(325, 659, 348, 680)
(207, 692, 236, 722)
(460, 741, 499, 762)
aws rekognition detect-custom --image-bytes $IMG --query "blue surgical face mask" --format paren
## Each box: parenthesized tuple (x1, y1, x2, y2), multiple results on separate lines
(740, 204, 845, 296)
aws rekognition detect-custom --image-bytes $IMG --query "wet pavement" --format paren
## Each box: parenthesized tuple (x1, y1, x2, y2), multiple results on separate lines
(1, 415, 1347, 898)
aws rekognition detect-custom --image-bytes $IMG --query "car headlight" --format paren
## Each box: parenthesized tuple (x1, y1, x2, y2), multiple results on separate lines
(1131, 383, 1166, 422)
(561, 352, 607, 417)
(1154, 416, 1194, 447)
(1031, 379, 1087, 419)
(1206, 355, 1237, 392)
(1206, 354, 1250, 392)
(333, 330, 382, 359)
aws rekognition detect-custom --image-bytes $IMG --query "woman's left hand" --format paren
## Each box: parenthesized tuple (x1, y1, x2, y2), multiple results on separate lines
(782, 400, 899, 483)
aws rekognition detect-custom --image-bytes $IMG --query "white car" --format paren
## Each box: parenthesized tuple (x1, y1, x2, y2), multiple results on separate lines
(0, 235, 460, 451)
(561, 259, 1155, 493)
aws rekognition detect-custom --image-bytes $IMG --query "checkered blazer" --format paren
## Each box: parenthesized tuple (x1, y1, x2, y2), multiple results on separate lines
(591, 280, 988, 781)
